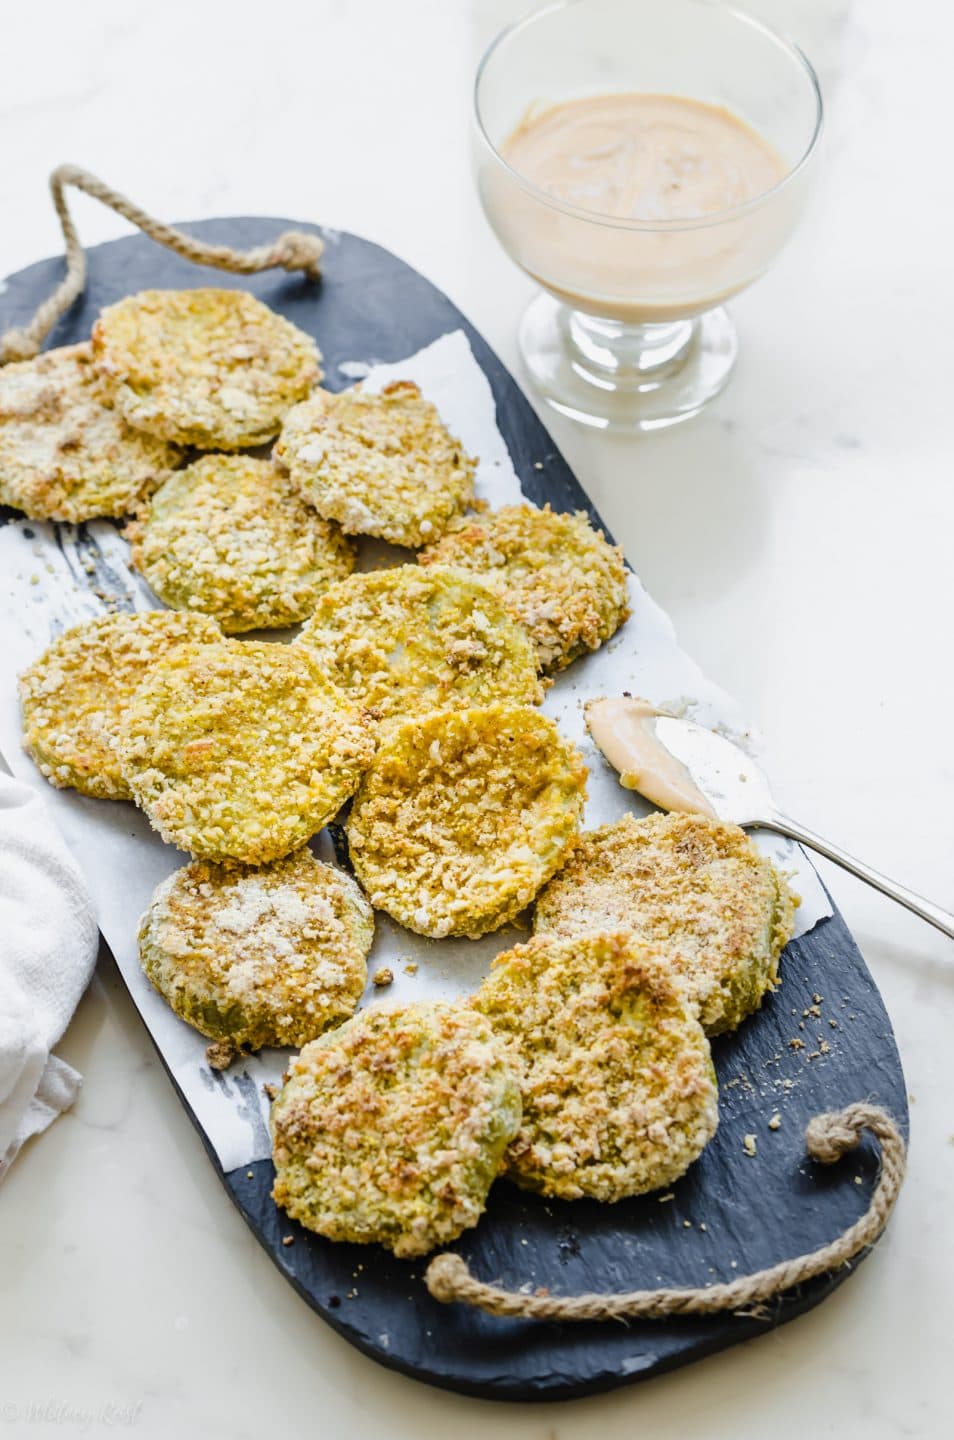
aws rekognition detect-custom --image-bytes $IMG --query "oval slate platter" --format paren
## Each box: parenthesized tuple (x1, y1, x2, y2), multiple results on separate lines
(0, 218, 908, 1401)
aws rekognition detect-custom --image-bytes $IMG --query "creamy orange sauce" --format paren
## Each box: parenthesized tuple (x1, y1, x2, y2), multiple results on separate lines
(585, 697, 716, 819)
(485, 92, 792, 323)
(503, 93, 785, 223)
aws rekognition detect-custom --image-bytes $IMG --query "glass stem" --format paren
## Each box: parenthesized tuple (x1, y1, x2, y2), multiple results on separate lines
(563, 309, 697, 383)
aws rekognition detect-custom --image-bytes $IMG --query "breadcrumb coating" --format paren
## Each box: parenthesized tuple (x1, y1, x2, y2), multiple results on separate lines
(420, 503, 629, 671)
(347, 704, 587, 938)
(0, 343, 181, 521)
(127, 454, 354, 632)
(119, 639, 375, 863)
(139, 847, 372, 1063)
(92, 288, 320, 449)
(274, 381, 475, 548)
(534, 812, 798, 1035)
(294, 563, 543, 727)
(270, 1002, 522, 1257)
(19, 610, 222, 799)
(472, 931, 718, 1201)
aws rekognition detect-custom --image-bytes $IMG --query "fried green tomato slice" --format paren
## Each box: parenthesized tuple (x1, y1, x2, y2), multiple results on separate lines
(0, 343, 182, 521)
(534, 812, 799, 1035)
(19, 610, 222, 800)
(472, 930, 718, 1202)
(118, 639, 375, 863)
(274, 380, 475, 548)
(270, 1002, 522, 1257)
(92, 288, 320, 449)
(420, 503, 630, 672)
(139, 847, 373, 1066)
(294, 563, 544, 726)
(127, 454, 355, 632)
(347, 704, 587, 939)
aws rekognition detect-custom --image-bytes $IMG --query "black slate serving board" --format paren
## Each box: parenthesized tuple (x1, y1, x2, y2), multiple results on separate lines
(0, 219, 908, 1401)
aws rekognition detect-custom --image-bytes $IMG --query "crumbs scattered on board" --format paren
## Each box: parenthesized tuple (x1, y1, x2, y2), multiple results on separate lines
(779, 989, 842, 1059)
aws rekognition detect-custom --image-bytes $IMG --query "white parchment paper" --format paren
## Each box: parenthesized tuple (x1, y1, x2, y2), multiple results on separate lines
(0, 329, 830, 1170)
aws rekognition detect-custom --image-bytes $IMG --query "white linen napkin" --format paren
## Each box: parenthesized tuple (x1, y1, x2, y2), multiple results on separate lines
(0, 772, 98, 1179)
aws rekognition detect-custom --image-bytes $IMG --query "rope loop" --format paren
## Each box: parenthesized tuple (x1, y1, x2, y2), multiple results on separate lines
(0, 164, 323, 365)
(424, 1102, 905, 1323)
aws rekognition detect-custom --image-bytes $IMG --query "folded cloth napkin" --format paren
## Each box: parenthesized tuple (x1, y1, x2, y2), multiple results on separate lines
(0, 773, 97, 1179)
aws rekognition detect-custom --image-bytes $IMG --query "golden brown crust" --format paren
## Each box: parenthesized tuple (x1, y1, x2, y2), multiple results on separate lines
(533, 811, 799, 1034)
(294, 563, 544, 726)
(127, 454, 354, 632)
(420, 503, 629, 671)
(274, 381, 475, 548)
(270, 1002, 522, 1257)
(19, 610, 222, 799)
(92, 288, 320, 449)
(472, 930, 718, 1201)
(346, 704, 587, 938)
(139, 848, 373, 1056)
(0, 343, 182, 521)
(118, 639, 375, 862)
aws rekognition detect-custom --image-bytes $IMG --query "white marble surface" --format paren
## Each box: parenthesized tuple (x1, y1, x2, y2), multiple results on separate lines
(1, 2, 950, 1436)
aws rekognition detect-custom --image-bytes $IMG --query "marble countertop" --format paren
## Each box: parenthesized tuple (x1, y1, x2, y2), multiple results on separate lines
(1, 2, 950, 1436)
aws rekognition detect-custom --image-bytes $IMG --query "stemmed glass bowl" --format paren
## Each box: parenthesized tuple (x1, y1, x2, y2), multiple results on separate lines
(474, 0, 823, 430)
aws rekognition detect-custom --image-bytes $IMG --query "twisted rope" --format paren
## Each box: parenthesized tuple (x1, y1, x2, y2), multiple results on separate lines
(0, 164, 323, 364)
(426, 1103, 905, 1322)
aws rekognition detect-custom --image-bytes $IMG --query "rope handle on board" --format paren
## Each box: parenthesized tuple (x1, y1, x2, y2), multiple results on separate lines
(0, 164, 324, 365)
(425, 1102, 905, 1322)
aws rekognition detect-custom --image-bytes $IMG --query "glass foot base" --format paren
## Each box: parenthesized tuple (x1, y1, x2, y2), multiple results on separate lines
(517, 294, 738, 432)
